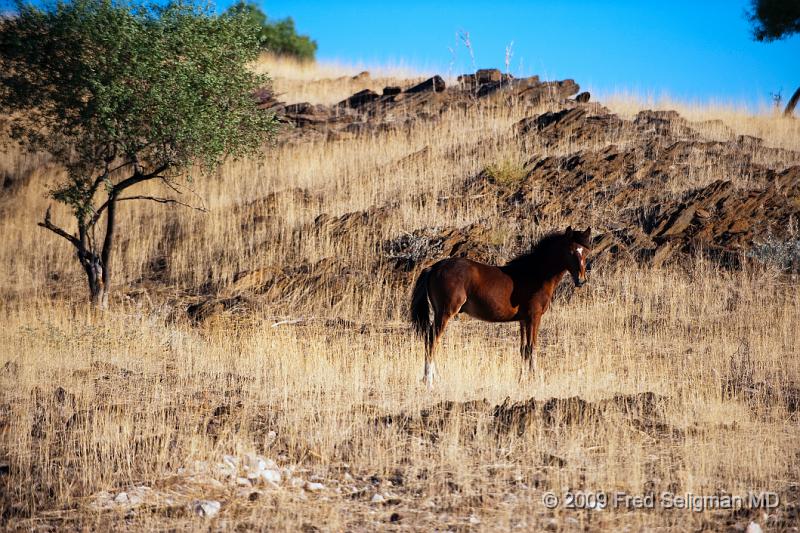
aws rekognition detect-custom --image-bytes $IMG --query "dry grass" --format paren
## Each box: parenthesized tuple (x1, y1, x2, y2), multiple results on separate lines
(602, 91, 800, 151)
(1, 59, 799, 531)
(254, 53, 426, 105)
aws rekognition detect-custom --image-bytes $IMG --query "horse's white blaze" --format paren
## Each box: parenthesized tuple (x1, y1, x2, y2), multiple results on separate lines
(576, 246, 584, 257)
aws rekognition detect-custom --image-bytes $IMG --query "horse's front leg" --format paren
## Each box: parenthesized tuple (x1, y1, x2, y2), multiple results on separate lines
(519, 319, 532, 380)
(527, 313, 542, 374)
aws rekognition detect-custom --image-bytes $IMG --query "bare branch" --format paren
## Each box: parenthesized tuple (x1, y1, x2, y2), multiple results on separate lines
(114, 162, 170, 192)
(159, 176, 183, 195)
(37, 206, 81, 248)
(88, 163, 172, 227)
(117, 195, 208, 212)
(159, 176, 206, 207)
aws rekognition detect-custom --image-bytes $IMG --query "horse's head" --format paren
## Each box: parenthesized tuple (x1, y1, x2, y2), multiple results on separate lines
(564, 226, 592, 287)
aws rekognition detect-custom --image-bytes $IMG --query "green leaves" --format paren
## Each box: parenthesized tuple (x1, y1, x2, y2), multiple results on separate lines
(748, 0, 800, 41)
(223, 1, 317, 61)
(1, 0, 278, 207)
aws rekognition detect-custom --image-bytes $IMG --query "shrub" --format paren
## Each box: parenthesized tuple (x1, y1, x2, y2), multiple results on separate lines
(224, 1, 317, 61)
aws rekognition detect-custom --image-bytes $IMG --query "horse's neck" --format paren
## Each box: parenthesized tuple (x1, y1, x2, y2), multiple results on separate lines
(540, 269, 567, 299)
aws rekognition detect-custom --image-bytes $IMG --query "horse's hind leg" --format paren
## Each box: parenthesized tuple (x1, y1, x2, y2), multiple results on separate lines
(423, 312, 445, 387)
(423, 305, 458, 388)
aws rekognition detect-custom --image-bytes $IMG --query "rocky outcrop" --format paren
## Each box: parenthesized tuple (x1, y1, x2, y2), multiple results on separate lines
(192, 70, 800, 322)
(255, 69, 583, 144)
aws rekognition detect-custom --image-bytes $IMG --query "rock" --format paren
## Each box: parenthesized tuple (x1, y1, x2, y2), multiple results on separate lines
(261, 468, 282, 485)
(746, 522, 763, 533)
(305, 481, 325, 492)
(352, 71, 370, 80)
(405, 75, 445, 94)
(340, 89, 380, 109)
(382, 86, 402, 96)
(193, 500, 221, 518)
(476, 68, 502, 84)
(575, 91, 591, 102)
(114, 492, 129, 504)
(371, 493, 386, 503)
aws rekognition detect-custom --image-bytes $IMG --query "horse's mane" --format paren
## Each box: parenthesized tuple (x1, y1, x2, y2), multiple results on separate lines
(503, 231, 570, 272)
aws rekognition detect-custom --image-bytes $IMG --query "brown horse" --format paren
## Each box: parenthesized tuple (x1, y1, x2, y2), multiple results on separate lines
(410, 227, 592, 386)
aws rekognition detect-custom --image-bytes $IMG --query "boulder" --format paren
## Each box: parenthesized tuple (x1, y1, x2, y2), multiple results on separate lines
(476, 68, 502, 84)
(340, 89, 380, 108)
(405, 75, 445, 94)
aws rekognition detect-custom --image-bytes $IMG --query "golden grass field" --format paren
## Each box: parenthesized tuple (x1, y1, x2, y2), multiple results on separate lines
(1, 55, 800, 531)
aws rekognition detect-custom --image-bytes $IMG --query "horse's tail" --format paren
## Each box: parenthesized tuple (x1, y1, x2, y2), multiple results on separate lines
(410, 266, 433, 344)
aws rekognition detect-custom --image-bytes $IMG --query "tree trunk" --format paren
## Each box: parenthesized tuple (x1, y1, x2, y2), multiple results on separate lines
(78, 248, 107, 308)
(99, 194, 117, 309)
(76, 195, 117, 309)
(84, 257, 107, 308)
(785, 86, 800, 117)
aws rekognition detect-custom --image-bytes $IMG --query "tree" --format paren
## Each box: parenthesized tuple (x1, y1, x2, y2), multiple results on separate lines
(0, 0, 278, 307)
(224, 1, 317, 61)
(747, 0, 800, 116)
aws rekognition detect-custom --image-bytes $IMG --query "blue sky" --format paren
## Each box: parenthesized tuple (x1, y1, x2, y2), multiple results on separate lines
(221, 0, 799, 110)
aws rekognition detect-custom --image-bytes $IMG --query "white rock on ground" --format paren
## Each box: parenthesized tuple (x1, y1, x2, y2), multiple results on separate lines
(193, 500, 221, 518)
(305, 481, 325, 492)
(746, 522, 764, 533)
(371, 493, 385, 504)
(261, 468, 282, 485)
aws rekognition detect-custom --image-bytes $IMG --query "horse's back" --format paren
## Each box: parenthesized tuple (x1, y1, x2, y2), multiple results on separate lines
(429, 257, 518, 321)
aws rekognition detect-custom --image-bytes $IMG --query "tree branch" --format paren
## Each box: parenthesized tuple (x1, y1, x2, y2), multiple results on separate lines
(116, 195, 207, 212)
(114, 162, 170, 193)
(88, 163, 172, 227)
(37, 206, 81, 248)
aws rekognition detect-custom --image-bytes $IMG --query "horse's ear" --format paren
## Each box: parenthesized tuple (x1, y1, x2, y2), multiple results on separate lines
(582, 227, 591, 238)
(565, 226, 573, 237)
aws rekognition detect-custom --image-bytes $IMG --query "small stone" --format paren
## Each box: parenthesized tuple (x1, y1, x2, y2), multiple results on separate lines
(193, 499, 221, 518)
(261, 469, 281, 484)
(469, 514, 481, 525)
(746, 522, 763, 533)
(114, 492, 129, 504)
(305, 481, 325, 492)
(236, 477, 251, 486)
(371, 493, 385, 504)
